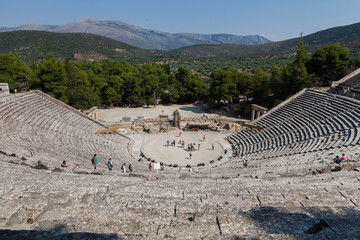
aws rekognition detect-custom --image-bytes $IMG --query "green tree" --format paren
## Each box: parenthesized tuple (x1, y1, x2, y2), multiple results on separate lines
(0, 53, 32, 91)
(64, 58, 90, 88)
(87, 72, 106, 92)
(160, 73, 180, 104)
(143, 74, 159, 106)
(107, 75, 124, 103)
(67, 85, 100, 109)
(209, 69, 236, 102)
(306, 43, 349, 86)
(252, 67, 270, 106)
(121, 72, 142, 104)
(186, 73, 207, 102)
(100, 85, 119, 106)
(269, 65, 284, 98)
(35, 52, 68, 103)
(175, 66, 191, 102)
(233, 71, 253, 101)
(282, 35, 313, 97)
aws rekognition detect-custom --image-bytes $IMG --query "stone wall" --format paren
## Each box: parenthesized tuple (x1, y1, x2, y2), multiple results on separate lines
(84, 106, 98, 121)
(0, 83, 10, 97)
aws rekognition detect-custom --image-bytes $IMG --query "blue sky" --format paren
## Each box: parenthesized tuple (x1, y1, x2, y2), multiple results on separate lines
(1, 0, 360, 41)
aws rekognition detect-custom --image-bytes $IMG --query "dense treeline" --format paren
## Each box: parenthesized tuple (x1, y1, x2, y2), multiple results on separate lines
(0, 52, 207, 109)
(0, 37, 352, 117)
(207, 38, 350, 116)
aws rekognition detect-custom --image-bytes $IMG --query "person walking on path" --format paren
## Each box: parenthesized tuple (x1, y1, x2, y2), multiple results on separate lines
(122, 163, 127, 173)
(92, 154, 98, 170)
(212, 143, 214, 151)
(149, 163, 152, 172)
(203, 135, 206, 142)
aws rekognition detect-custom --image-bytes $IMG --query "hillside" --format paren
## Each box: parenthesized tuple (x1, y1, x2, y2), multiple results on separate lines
(1, 21, 360, 75)
(170, 22, 360, 59)
(0, 30, 163, 64)
(0, 17, 271, 50)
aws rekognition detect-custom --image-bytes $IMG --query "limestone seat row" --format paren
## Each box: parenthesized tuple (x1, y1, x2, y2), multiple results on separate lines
(0, 91, 142, 172)
(228, 89, 360, 163)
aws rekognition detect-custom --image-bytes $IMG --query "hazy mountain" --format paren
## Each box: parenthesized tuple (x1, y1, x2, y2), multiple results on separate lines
(1, 21, 360, 73)
(169, 22, 360, 58)
(0, 31, 159, 64)
(1, 24, 55, 31)
(0, 17, 271, 50)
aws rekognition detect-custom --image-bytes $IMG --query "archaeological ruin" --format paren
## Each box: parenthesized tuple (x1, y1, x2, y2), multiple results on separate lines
(0, 70, 360, 239)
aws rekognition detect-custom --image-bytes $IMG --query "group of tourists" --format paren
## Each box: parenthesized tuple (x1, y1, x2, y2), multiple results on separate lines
(89, 154, 133, 172)
(166, 136, 206, 154)
(187, 142, 198, 151)
(334, 153, 347, 164)
(167, 139, 176, 146)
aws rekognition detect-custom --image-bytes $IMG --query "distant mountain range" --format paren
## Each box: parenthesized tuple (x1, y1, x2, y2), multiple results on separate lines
(1, 21, 360, 75)
(169, 22, 360, 59)
(0, 17, 271, 50)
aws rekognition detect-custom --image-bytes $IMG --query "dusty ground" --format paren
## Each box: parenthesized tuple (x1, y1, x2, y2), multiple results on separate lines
(98, 103, 235, 167)
(140, 131, 232, 167)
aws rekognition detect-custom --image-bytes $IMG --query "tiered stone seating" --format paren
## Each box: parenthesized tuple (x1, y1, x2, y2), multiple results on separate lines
(228, 89, 360, 164)
(0, 91, 144, 172)
(336, 72, 360, 91)
(0, 157, 358, 239)
(0, 89, 359, 238)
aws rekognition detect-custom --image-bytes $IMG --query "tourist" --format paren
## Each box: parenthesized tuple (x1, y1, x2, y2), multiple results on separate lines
(179, 131, 181, 137)
(203, 135, 205, 141)
(189, 152, 192, 159)
(61, 160, 68, 168)
(341, 153, 347, 161)
(243, 159, 247, 168)
(92, 154, 98, 170)
(107, 159, 113, 171)
(212, 143, 214, 151)
(149, 163, 152, 172)
(122, 163, 127, 173)
(167, 140, 169, 146)
(334, 155, 341, 164)
(198, 143, 200, 150)
(189, 167, 192, 172)
(129, 163, 133, 172)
